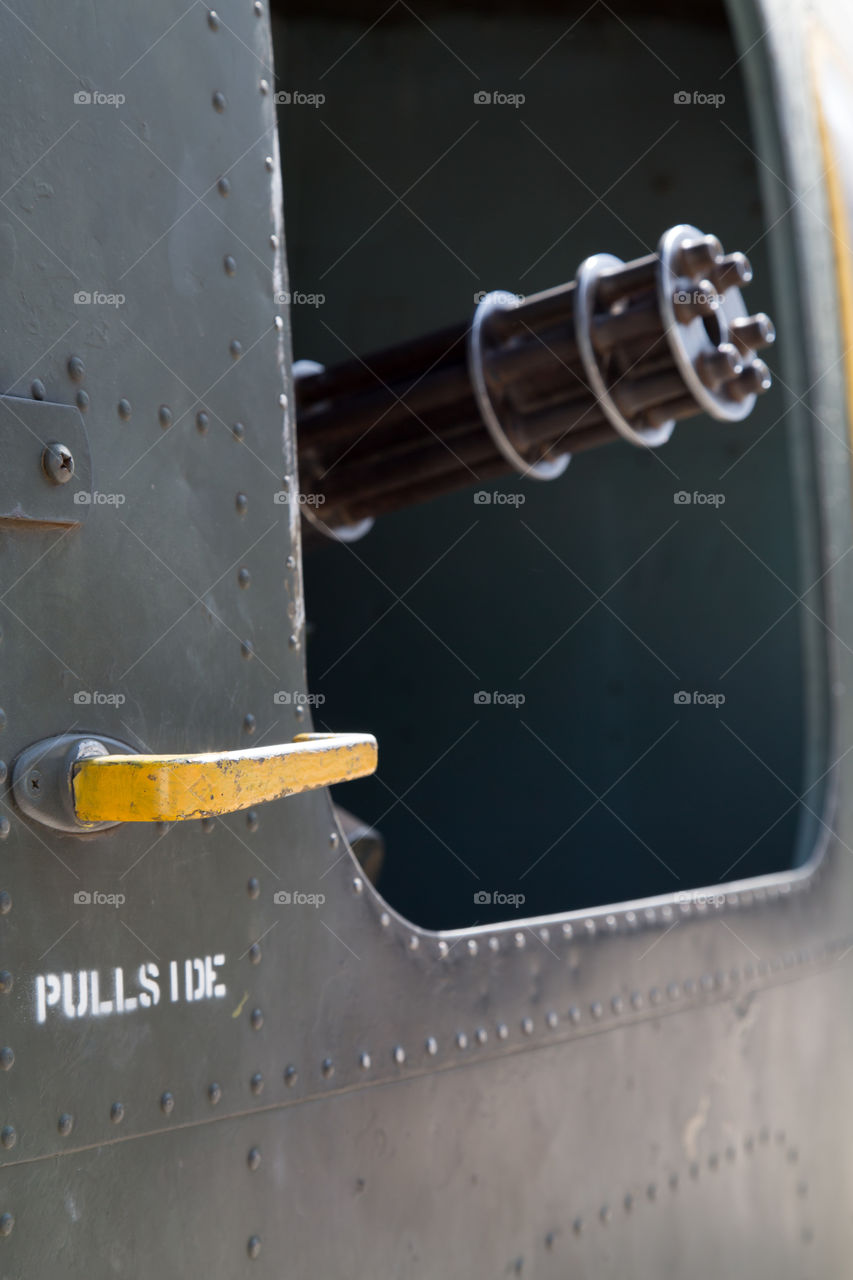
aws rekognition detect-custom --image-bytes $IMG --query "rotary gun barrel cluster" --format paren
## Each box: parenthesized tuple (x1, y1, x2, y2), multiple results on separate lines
(295, 224, 774, 540)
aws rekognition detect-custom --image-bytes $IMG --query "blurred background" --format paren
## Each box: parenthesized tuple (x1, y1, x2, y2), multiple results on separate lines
(271, 0, 819, 929)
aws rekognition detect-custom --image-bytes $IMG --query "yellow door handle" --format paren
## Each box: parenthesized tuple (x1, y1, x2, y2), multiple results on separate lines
(12, 731, 377, 833)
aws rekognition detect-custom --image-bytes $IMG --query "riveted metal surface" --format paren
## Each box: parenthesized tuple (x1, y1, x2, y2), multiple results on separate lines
(1, 0, 853, 1277)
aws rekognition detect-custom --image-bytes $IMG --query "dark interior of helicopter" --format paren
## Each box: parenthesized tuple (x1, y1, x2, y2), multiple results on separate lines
(271, 0, 823, 929)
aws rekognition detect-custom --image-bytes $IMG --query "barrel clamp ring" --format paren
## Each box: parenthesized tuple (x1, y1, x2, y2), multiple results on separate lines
(468, 291, 570, 481)
(574, 254, 675, 449)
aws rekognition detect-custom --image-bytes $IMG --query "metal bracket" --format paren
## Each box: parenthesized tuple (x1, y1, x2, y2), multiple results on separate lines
(12, 734, 134, 834)
(0, 396, 93, 526)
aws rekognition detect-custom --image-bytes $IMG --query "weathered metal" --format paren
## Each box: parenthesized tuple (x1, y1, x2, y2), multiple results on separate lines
(0, 1, 851, 1278)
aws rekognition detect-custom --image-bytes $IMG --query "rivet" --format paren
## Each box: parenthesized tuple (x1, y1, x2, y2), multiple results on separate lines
(59, 1114, 76, 1141)
(246, 809, 259, 832)
(0, 711, 6, 731)
(392, 1045, 405, 1065)
(285, 554, 296, 570)
(0, 892, 10, 916)
(321, 1058, 334, 1078)
(217, 177, 230, 198)
(237, 567, 251, 589)
(274, 315, 283, 331)
(475, 1027, 487, 1044)
(31, 379, 45, 401)
(708, 1153, 719, 1171)
(224, 254, 237, 277)
(254, 0, 263, 13)
(241, 640, 254, 660)
(488, 936, 499, 952)
(67, 355, 85, 382)
(466, 939, 478, 956)
(689, 1161, 699, 1179)
(358, 1052, 371, 1071)
(611, 995, 624, 1015)
(250, 1007, 263, 1030)
(456, 1032, 468, 1050)
(117, 398, 132, 421)
(248, 1147, 261, 1171)
(244, 714, 256, 735)
(160, 1092, 175, 1116)
(269, 234, 278, 250)
(561, 922, 573, 939)
(110, 1102, 124, 1125)
(572, 1217, 583, 1236)
(236, 492, 248, 514)
(248, 944, 261, 964)
(647, 1182, 657, 1201)
(590, 1000, 603, 1019)
(352, 877, 364, 895)
(437, 940, 448, 957)
(247, 1236, 261, 1260)
(0, 1213, 13, 1237)
(631, 991, 643, 1010)
(288, 633, 299, 650)
(0, 973, 13, 995)
(513, 932, 525, 949)
(0, 1126, 15, 1149)
(279, 393, 288, 410)
(408, 935, 419, 952)
(521, 1017, 534, 1036)
(650, 987, 662, 1005)
(0, 1048, 13, 1071)
(496, 1022, 508, 1040)
(158, 405, 172, 429)
(284, 1064, 297, 1087)
(329, 831, 339, 849)
(232, 422, 244, 441)
(41, 442, 75, 485)
(599, 1204, 611, 1225)
(212, 90, 226, 112)
(667, 982, 680, 1000)
(230, 339, 242, 359)
(250, 1072, 263, 1095)
(669, 1172, 679, 1191)
(380, 912, 390, 928)
(425, 1036, 438, 1056)
(684, 978, 697, 997)
(726, 1145, 737, 1162)
(259, 79, 269, 95)
(584, 918, 596, 936)
(545, 1011, 558, 1030)
(568, 1005, 581, 1024)
(294, 704, 305, 721)
(264, 156, 274, 172)
(208, 1082, 222, 1105)
(196, 410, 209, 434)
(624, 1193, 633, 1213)
(539, 927, 550, 943)
(76, 389, 89, 412)
(207, 10, 220, 30)
(247, 877, 260, 898)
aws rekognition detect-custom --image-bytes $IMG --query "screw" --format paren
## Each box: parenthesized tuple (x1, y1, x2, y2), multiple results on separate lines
(42, 442, 74, 485)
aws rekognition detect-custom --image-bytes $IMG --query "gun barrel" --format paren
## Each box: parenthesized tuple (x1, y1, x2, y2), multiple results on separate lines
(295, 224, 774, 539)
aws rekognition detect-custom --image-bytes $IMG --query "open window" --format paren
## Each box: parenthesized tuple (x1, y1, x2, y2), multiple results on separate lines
(273, 0, 826, 929)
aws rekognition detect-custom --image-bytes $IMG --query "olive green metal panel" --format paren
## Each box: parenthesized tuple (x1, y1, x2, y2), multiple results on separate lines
(0, 1, 852, 1278)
